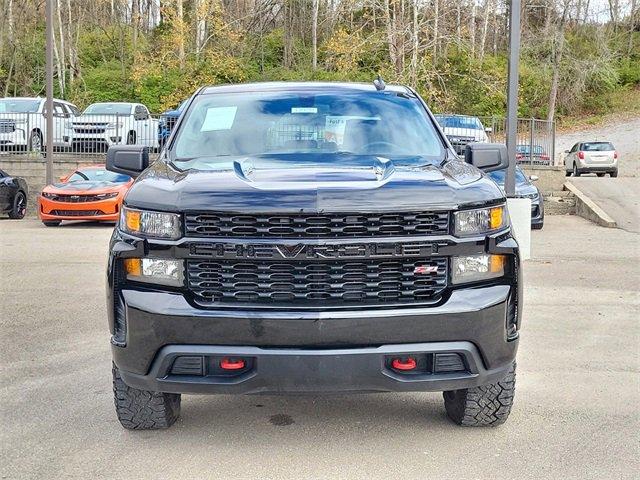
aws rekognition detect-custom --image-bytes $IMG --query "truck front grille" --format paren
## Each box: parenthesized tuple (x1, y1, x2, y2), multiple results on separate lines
(185, 211, 450, 238)
(187, 257, 448, 308)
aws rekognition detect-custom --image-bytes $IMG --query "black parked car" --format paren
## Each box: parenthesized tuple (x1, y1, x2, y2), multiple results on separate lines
(0, 168, 28, 219)
(105, 81, 521, 430)
(488, 166, 544, 229)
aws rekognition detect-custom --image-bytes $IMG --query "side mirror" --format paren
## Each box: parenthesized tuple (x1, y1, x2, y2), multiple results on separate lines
(106, 145, 149, 178)
(484, 127, 493, 133)
(529, 175, 539, 182)
(464, 143, 508, 172)
(58, 175, 67, 183)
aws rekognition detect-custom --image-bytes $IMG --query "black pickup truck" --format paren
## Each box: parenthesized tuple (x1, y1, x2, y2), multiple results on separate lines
(106, 81, 521, 430)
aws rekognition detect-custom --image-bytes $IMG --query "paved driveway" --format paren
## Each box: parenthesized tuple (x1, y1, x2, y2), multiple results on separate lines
(1, 217, 639, 479)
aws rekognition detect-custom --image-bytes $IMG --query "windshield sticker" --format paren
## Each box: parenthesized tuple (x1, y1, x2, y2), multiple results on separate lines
(324, 115, 379, 145)
(200, 106, 238, 132)
(291, 107, 318, 114)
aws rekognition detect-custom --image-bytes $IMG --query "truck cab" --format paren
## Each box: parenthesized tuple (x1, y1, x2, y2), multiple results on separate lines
(105, 82, 521, 429)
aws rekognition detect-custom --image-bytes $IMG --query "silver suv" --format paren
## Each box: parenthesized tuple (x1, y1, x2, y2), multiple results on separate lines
(564, 141, 618, 177)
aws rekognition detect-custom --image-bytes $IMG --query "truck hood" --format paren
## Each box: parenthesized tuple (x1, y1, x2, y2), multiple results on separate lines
(124, 155, 505, 213)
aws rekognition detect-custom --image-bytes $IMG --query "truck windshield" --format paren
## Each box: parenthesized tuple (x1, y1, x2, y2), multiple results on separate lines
(0, 99, 41, 113)
(171, 91, 444, 166)
(435, 115, 483, 130)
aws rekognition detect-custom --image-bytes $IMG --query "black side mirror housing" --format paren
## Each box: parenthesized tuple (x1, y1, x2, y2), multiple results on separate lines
(106, 145, 149, 178)
(464, 143, 509, 172)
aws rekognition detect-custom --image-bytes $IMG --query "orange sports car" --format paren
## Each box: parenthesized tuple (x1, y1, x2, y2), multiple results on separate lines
(38, 165, 133, 226)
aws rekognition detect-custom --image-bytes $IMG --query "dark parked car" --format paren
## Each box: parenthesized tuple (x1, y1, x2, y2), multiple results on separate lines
(0, 168, 28, 219)
(106, 81, 521, 430)
(515, 144, 550, 165)
(488, 166, 544, 229)
(158, 100, 187, 148)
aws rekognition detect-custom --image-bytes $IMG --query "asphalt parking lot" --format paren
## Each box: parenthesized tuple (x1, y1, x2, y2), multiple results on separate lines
(1, 215, 638, 480)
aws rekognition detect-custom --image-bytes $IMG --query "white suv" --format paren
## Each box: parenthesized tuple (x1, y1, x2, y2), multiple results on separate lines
(564, 141, 618, 177)
(0, 97, 80, 153)
(72, 102, 159, 152)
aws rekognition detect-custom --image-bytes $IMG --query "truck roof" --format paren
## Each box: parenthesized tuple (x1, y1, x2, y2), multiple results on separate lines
(200, 81, 413, 95)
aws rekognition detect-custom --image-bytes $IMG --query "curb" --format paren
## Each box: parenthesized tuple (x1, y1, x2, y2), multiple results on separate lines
(563, 181, 617, 228)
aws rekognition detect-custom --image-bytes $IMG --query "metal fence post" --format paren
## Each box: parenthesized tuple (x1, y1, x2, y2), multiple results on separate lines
(529, 118, 534, 165)
(551, 120, 556, 166)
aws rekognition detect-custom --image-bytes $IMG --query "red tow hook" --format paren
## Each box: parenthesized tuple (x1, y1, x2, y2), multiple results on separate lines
(220, 357, 246, 370)
(391, 357, 417, 371)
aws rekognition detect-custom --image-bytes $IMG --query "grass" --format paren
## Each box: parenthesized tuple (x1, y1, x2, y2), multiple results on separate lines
(557, 85, 640, 132)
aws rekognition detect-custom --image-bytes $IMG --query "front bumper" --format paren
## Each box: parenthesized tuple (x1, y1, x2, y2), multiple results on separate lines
(119, 341, 515, 395)
(112, 283, 518, 394)
(38, 196, 121, 221)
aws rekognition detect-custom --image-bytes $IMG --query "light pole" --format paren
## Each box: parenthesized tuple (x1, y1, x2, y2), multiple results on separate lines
(45, 0, 54, 185)
(505, 0, 521, 197)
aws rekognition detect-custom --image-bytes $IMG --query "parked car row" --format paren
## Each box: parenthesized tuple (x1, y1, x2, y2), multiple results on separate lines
(0, 97, 187, 153)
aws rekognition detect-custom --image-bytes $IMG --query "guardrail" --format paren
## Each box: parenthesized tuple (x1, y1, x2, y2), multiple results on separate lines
(0, 112, 166, 158)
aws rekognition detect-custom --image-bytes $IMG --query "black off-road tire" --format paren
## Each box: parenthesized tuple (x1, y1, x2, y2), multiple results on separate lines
(443, 362, 516, 427)
(112, 363, 181, 430)
(42, 220, 61, 227)
(610, 170, 618, 178)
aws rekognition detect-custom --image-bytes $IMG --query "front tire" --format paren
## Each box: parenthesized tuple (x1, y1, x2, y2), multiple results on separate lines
(443, 362, 516, 427)
(42, 220, 61, 227)
(610, 170, 618, 178)
(9, 191, 27, 219)
(112, 363, 181, 430)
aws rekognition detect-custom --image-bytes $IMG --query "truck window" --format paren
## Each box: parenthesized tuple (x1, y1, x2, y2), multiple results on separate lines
(172, 91, 444, 166)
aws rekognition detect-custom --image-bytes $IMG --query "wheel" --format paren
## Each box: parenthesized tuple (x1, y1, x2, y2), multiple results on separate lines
(29, 130, 43, 154)
(42, 220, 61, 227)
(443, 362, 516, 427)
(532, 222, 544, 230)
(572, 163, 581, 177)
(126, 131, 136, 145)
(610, 170, 618, 178)
(596, 173, 605, 177)
(565, 170, 571, 177)
(8, 191, 27, 219)
(112, 363, 181, 430)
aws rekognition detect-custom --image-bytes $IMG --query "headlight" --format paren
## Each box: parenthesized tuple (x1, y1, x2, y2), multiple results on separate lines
(123, 258, 183, 286)
(42, 192, 57, 199)
(453, 205, 508, 236)
(95, 192, 119, 199)
(452, 254, 505, 285)
(121, 207, 181, 239)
